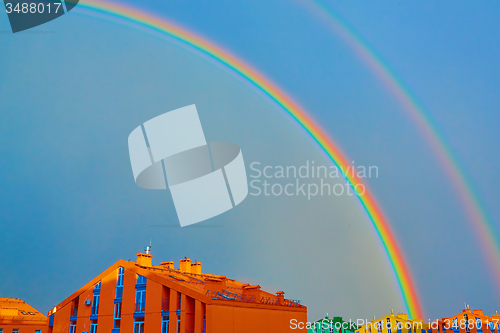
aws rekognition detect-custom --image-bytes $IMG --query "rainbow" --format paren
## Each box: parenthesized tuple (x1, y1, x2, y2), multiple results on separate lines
(300, 0, 500, 300)
(72, 0, 424, 318)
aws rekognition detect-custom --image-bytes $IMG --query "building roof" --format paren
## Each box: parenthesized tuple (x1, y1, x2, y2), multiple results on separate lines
(49, 254, 306, 316)
(311, 315, 357, 331)
(441, 308, 500, 321)
(356, 312, 428, 333)
(0, 298, 47, 325)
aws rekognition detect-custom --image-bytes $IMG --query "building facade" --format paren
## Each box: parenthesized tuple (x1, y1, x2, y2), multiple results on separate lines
(47, 251, 307, 333)
(431, 308, 500, 333)
(356, 312, 428, 333)
(307, 315, 357, 333)
(0, 298, 47, 333)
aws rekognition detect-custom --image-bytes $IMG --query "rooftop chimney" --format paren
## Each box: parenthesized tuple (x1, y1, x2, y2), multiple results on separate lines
(136, 251, 152, 267)
(276, 291, 285, 304)
(160, 261, 175, 270)
(205, 277, 227, 292)
(180, 258, 192, 273)
(242, 284, 261, 300)
(191, 261, 202, 274)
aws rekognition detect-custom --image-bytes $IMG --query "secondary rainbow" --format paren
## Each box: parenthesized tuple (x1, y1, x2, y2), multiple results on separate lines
(73, 0, 424, 318)
(301, 0, 500, 299)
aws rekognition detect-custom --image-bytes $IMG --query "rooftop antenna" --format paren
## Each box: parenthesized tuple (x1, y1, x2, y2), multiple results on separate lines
(391, 309, 394, 314)
(145, 239, 152, 255)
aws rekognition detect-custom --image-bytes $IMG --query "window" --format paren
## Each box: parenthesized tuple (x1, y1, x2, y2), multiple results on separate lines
(135, 289, 146, 313)
(137, 274, 147, 285)
(452, 319, 458, 333)
(464, 316, 470, 333)
(71, 299, 79, 318)
(92, 293, 100, 315)
(116, 267, 125, 299)
(117, 267, 125, 286)
(134, 320, 145, 333)
(476, 318, 482, 331)
(28, 312, 35, 315)
(12, 330, 19, 333)
(397, 322, 402, 333)
(162, 315, 169, 333)
(35, 330, 42, 333)
(90, 320, 98, 333)
(70, 323, 76, 333)
(177, 316, 180, 333)
(388, 318, 392, 333)
(114, 302, 122, 329)
(21, 311, 28, 315)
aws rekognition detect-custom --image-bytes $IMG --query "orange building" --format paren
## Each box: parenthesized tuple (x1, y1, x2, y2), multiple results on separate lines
(431, 307, 500, 333)
(47, 249, 307, 333)
(0, 298, 47, 333)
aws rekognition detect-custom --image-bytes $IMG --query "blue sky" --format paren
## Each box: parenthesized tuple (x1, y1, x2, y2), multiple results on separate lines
(0, 0, 499, 322)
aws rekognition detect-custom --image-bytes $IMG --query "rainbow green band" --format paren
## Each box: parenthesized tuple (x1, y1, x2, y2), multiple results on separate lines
(303, 0, 500, 304)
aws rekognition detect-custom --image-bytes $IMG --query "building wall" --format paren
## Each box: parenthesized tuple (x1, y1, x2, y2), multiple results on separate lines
(144, 277, 162, 333)
(121, 267, 137, 333)
(0, 323, 46, 333)
(74, 282, 95, 333)
(357, 314, 427, 333)
(98, 268, 116, 332)
(434, 309, 500, 333)
(207, 303, 307, 333)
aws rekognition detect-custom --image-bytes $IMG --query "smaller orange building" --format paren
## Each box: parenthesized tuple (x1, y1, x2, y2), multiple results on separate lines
(431, 307, 500, 333)
(0, 298, 47, 333)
